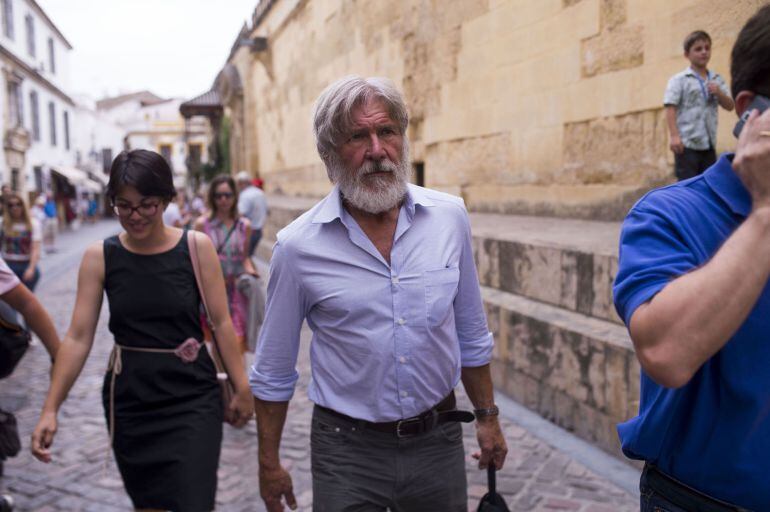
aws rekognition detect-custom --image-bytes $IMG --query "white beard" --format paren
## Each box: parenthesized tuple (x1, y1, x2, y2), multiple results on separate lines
(329, 145, 412, 214)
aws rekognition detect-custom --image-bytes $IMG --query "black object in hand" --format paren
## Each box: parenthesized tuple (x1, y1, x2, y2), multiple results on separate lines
(734, 95, 770, 138)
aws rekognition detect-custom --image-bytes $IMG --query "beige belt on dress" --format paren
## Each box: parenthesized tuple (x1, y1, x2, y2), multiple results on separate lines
(106, 339, 202, 447)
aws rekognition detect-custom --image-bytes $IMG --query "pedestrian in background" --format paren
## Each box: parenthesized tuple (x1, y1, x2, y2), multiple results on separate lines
(30, 149, 253, 512)
(614, 6, 770, 509)
(664, 30, 734, 180)
(195, 174, 258, 354)
(42, 195, 57, 254)
(235, 171, 267, 257)
(0, 194, 42, 292)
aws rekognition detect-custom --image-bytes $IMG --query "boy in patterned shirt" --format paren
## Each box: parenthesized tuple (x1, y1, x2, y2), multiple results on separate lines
(664, 30, 734, 180)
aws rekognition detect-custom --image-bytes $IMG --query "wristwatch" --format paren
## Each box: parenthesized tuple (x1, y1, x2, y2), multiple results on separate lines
(473, 405, 499, 419)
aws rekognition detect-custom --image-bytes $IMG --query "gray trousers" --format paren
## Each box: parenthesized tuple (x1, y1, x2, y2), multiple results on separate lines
(311, 405, 468, 512)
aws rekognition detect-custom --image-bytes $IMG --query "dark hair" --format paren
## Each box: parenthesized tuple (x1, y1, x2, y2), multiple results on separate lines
(683, 30, 711, 53)
(106, 150, 176, 203)
(207, 174, 239, 221)
(731, 5, 770, 99)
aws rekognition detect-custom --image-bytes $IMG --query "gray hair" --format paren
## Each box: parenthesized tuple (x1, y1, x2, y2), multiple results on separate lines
(312, 76, 409, 165)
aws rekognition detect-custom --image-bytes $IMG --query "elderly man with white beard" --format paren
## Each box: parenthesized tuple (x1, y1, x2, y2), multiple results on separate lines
(250, 76, 508, 512)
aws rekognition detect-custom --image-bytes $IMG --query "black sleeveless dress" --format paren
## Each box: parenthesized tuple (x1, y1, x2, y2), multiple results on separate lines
(101, 231, 223, 511)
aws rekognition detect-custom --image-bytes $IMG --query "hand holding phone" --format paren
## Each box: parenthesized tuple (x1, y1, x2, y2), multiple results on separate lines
(733, 95, 770, 138)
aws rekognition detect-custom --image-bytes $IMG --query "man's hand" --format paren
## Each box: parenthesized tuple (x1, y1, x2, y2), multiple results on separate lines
(471, 417, 508, 470)
(670, 134, 685, 155)
(733, 108, 770, 210)
(259, 464, 297, 511)
(707, 81, 720, 95)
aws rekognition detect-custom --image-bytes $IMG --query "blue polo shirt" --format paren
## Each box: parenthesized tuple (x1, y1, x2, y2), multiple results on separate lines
(613, 154, 770, 510)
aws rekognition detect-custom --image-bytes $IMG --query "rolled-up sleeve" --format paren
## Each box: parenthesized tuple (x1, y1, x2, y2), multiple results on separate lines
(453, 207, 494, 367)
(249, 240, 307, 401)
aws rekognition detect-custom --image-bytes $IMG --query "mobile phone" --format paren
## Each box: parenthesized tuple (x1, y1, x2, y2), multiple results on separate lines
(733, 95, 770, 138)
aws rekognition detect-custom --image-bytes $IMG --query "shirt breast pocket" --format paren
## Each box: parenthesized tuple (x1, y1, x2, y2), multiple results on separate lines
(423, 267, 460, 326)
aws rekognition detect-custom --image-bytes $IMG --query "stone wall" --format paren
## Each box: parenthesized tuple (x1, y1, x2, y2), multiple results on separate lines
(236, 0, 764, 220)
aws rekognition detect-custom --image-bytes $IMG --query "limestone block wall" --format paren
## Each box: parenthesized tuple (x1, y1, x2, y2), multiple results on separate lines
(240, 0, 764, 220)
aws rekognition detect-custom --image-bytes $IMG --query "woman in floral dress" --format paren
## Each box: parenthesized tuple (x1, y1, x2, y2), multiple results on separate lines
(195, 174, 258, 353)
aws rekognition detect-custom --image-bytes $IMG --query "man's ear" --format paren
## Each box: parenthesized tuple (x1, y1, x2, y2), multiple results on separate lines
(735, 90, 756, 117)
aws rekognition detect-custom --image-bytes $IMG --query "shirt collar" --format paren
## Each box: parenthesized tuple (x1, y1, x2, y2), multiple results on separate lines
(311, 183, 435, 224)
(703, 153, 751, 217)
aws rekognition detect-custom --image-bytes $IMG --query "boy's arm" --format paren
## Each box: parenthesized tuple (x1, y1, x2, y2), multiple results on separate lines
(665, 106, 684, 154)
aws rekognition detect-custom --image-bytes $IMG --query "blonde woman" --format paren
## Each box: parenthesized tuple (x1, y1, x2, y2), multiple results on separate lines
(1, 193, 42, 291)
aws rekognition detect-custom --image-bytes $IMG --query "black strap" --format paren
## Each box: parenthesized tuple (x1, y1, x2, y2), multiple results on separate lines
(216, 219, 240, 254)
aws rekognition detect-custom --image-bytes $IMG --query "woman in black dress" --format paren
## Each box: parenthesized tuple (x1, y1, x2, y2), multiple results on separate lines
(30, 150, 254, 511)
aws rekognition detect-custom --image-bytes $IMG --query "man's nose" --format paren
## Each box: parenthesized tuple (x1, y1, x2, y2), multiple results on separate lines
(366, 134, 386, 160)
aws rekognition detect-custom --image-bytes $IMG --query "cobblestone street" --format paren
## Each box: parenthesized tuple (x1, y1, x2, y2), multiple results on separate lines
(0, 221, 639, 511)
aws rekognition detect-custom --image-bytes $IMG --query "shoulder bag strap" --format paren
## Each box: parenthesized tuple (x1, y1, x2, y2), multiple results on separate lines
(187, 230, 227, 374)
(216, 220, 239, 254)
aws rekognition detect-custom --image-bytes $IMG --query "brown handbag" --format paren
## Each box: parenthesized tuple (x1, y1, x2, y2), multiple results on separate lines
(187, 230, 238, 426)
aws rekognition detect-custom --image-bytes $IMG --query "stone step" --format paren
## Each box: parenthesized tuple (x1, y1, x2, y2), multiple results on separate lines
(471, 213, 622, 325)
(483, 285, 638, 458)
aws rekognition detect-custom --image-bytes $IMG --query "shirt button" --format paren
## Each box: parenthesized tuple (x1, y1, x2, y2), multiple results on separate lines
(401, 391, 408, 398)
(399, 356, 407, 364)
(397, 318, 406, 325)
(391, 277, 400, 284)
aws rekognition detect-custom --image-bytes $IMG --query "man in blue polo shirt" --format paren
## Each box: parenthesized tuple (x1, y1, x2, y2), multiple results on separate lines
(613, 6, 770, 511)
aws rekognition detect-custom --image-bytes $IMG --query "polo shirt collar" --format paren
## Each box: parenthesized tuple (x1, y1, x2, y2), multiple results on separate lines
(311, 183, 435, 224)
(704, 153, 751, 217)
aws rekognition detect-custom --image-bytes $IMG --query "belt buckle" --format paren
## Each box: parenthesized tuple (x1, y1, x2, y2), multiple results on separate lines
(395, 417, 422, 438)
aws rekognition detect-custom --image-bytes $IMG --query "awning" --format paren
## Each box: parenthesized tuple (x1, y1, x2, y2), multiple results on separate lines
(83, 179, 103, 194)
(51, 166, 89, 185)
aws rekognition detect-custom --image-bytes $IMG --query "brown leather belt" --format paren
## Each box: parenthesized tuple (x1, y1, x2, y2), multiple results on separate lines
(316, 391, 475, 438)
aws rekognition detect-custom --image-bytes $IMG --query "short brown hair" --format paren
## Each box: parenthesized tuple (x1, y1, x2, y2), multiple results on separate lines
(731, 5, 770, 99)
(683, 30, 711, 53)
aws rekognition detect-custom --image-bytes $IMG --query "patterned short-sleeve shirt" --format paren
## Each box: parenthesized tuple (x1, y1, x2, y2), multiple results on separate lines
(663, 67, 730, 151)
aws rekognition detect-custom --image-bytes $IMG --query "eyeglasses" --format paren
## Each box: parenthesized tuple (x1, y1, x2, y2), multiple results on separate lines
(6, 202, 22, 208)
(112, 201, 160, 218)
(214, 192, 234, 200)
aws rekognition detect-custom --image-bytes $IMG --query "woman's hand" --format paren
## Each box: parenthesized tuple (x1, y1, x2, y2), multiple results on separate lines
(23, 266, 35, 283)
(30, 410, 58, 463)
(228, 388, 255, 428)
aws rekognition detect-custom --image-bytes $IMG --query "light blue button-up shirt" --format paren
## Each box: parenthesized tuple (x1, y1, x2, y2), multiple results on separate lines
(249, 184, 493, 422)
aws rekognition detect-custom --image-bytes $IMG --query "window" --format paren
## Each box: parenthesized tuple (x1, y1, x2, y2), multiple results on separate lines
(188, 143, 202, 166)
(24, 13, 33, 56)
(33, 166, 42, 192)
(2, 0, 14, 40)
(63, 110, 70, 150)
(159, 144, 172, 166)
(7, 80, 22, 127)
(10, 169, 19, 191)
(412, 162, 425, 187)
(48, 101, 56, 146)
(47, 37, 55, 74)
(29, 90, 39, 140)
(102, 148, 113, 173)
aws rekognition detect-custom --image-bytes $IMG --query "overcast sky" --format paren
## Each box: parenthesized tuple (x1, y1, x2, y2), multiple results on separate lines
(38, 0, 257, 101)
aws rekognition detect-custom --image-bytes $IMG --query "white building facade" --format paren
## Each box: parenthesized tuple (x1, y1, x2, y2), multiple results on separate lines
(0, 0, 77, 205)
